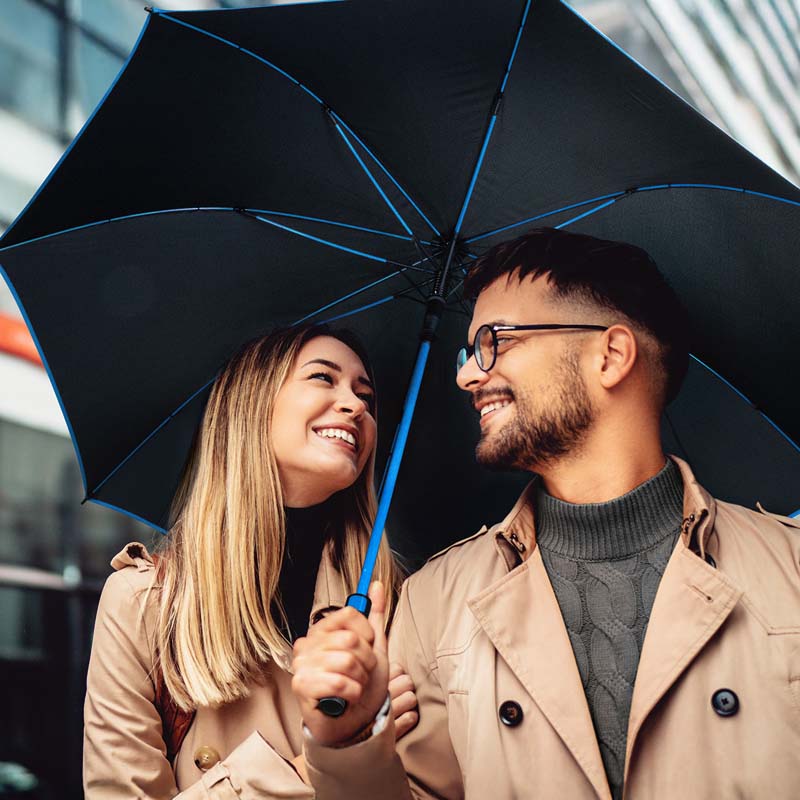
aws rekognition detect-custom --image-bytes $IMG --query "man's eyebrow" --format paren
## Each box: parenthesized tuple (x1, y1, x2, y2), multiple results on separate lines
(301, 359, 374, 390)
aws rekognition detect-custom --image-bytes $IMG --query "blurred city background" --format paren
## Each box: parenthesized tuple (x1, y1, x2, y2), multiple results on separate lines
(0, 0, 798, 796)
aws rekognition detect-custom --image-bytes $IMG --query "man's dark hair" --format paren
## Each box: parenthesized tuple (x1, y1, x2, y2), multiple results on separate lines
(463, 227, 691, 404)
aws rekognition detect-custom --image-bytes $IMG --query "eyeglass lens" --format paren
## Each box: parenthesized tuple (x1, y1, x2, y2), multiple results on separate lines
(476, 325, 495, 371)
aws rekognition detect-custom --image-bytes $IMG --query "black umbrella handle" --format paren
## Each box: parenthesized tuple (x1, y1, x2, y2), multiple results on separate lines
(316, 592, 372, 717)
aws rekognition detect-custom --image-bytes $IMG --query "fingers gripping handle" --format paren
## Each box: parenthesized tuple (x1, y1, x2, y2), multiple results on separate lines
(317, 593, 372, 717)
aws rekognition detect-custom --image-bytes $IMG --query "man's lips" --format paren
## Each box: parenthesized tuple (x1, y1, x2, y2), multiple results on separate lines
(478, 399, 513, 425)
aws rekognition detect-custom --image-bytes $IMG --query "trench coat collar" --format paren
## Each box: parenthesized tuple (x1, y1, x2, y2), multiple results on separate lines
(110, 541, 348, 674)
(487, 455, 718, 557)
(469, 455, 741, 800)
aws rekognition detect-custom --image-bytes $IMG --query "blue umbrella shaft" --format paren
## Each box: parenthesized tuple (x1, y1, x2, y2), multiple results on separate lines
(352, 338, 432, 608)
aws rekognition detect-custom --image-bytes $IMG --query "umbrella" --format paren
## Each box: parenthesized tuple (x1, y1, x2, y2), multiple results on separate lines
(1, 0, 799, 581)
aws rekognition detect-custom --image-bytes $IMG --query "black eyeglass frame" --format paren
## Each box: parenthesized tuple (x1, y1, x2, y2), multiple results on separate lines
(457, 323, 609, 373)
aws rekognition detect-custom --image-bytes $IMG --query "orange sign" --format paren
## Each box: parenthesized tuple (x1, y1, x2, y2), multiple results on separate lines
(0, 313, 42, 367)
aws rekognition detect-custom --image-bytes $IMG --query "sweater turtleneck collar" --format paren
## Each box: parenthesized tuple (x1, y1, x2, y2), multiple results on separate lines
(284, 502, 332, 548)
(278, 500, 336, 640)
(534, 458, 684, 561)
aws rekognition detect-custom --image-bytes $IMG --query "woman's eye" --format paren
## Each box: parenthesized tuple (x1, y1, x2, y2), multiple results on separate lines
(308, 371, 334, 384)
(357, 393, 375, 411)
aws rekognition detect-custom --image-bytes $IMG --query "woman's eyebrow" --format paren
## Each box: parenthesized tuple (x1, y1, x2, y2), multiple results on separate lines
(301, 359, 373, 390)
(301, 358, 341, 371)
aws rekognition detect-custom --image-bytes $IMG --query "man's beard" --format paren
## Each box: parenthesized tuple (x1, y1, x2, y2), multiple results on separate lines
(475, 354, 594, 472)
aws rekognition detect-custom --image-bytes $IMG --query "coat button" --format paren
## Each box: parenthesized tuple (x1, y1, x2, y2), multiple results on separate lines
(194, 745, 221, 771)
(711, 689, 739, 717)
(704, 553, 717, 568)
(499, 700, 523, 727)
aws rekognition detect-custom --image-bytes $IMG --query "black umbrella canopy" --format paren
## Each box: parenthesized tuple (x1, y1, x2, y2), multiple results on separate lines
(1, 0, 799, 563)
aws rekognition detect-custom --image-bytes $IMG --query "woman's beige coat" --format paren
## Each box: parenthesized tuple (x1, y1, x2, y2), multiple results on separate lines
(83, 542, 349, 799)
(306, 457, 800, 799)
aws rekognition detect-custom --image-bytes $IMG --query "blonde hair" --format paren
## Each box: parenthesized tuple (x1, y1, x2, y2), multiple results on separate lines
(154, 326, 403, 710)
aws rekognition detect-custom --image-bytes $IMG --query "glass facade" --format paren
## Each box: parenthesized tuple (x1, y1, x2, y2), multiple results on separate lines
(0, 418, 155, 577)
(0, 0, 60, 138)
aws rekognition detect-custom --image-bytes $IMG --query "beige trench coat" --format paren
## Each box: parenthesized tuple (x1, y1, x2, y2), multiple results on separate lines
(307, 457, 800, 799)
(83, 541, 349, 799)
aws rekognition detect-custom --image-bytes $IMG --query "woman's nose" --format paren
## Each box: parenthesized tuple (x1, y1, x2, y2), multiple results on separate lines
(334, 389, 367, 417)
(456, 353, 490, 391)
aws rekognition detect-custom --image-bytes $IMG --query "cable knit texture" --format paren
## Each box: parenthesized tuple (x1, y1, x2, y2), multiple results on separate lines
(535, 460, 683, 800)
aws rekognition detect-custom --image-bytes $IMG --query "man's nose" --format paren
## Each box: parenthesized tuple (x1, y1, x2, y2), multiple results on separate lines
(456, 354, 490, 391)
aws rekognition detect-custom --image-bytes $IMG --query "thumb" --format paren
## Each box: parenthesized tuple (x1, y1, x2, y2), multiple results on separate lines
(367, 580, 387, 655)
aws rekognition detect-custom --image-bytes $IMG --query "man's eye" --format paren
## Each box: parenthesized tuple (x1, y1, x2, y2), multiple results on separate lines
(308, 371, 334, 384)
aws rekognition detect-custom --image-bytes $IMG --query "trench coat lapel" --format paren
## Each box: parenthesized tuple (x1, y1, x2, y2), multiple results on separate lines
(469, 545, 611, 800)
(310, 543, 349, 620)
(624, 507, 743, 779)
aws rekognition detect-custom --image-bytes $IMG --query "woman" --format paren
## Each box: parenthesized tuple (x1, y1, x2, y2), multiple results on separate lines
(83, 325, 416, 798)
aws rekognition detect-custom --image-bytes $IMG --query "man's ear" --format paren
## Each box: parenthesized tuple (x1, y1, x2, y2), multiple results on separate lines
(598, 324, 638, 390)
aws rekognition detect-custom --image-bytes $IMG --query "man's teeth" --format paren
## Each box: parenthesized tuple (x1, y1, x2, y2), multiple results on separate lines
(480, 400, 511, 417)
(316, 428, 357, 446)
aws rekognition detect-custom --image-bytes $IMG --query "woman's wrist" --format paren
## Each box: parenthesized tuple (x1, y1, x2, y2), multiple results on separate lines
(304, 693, 391, 749)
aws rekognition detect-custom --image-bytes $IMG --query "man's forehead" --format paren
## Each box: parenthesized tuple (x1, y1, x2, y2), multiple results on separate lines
(468, 274, 551, 336)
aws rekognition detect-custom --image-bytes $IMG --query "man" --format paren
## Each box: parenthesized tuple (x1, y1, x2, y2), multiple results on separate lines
(292, 228, 800, 799)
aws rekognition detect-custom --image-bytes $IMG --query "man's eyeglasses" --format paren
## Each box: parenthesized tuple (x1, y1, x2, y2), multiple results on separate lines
(456, 323, 609, 373)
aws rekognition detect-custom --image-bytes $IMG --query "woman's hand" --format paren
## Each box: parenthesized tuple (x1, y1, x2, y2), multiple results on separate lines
(388, 663, 418, 741)
(292, 581, 390, 747)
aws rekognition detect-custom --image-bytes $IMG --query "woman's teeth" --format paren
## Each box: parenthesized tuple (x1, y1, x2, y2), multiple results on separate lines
(480, 400, 511, 417)
(316, 428, 357, 447)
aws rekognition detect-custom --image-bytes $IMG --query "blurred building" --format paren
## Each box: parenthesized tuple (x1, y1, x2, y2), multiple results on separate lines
(573, 0, 800, 183)
(0, 0, 797, 797)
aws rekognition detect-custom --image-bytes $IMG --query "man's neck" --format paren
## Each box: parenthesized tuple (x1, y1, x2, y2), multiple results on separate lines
(536, 425, 667, 504)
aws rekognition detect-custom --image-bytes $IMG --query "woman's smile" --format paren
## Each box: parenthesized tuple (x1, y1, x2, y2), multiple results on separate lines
(312, 424, 359, 452)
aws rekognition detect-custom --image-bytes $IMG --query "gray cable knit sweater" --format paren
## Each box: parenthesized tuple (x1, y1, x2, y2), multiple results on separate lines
(535, 459, 684, 800)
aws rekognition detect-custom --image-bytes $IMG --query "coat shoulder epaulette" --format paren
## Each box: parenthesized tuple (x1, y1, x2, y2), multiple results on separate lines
(426, 525, 491, 564)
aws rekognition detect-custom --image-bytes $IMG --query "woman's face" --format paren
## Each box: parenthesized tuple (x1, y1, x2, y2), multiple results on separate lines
(272, 336, 377, 507)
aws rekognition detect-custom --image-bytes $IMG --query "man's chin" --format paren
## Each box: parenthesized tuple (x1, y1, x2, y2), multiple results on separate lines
(475, 436, 522, 472)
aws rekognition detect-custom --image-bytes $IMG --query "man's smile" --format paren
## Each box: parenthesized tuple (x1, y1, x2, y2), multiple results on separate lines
(475, 396, 514, 426)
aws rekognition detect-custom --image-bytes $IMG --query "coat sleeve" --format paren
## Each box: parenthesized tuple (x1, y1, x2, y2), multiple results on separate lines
(305, 578, 464, 800)
(83, 568, 314, 800)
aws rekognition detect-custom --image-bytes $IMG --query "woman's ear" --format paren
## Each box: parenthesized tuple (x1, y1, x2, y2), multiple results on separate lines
(598, 324, 638, 390)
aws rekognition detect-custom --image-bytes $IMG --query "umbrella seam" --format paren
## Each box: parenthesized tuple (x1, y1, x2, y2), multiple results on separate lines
(464, 184, 800, 245)
(89, 377, 216, 500)
(156, 11, 438, 238)
(293, 269, 407, 325)
(329, 115, 415, 238)
(452, 0, 533, 237)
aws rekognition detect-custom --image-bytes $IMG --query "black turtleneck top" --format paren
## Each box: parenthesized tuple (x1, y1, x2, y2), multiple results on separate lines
(277, 503, 333, 642)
